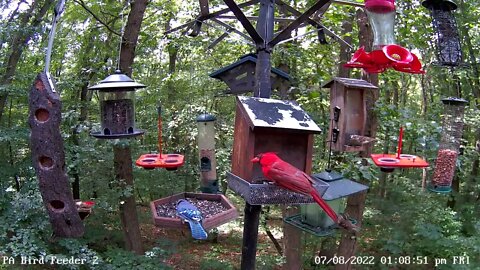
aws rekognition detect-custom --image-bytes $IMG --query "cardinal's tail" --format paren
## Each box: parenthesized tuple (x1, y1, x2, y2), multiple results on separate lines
(310, 190, 338, 223)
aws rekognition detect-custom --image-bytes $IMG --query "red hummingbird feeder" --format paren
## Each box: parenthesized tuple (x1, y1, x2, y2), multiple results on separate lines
(136, 106, 185, 170)
(371, 126, 429, 172)
(344, 0, 425, 74)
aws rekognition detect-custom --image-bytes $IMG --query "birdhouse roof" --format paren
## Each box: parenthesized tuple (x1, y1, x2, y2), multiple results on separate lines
(322, 77, 378, 90)
(209, 55, 291, 81)
(237, 96, 321, 133)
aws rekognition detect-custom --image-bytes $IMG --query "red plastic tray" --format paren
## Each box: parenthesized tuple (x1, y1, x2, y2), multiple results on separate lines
(371, 153, 429, 168)
(136, 153, 185, 170)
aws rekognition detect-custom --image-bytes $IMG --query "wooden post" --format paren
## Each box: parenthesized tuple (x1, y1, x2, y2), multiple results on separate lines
(239, 1, 274, 269)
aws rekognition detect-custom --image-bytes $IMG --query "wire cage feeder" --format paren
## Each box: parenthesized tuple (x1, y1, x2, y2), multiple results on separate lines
(429, 97, 468, 193)
(422, 0, 462, 67)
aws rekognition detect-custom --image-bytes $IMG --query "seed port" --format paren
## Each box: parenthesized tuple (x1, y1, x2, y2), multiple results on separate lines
(103, 128, 111, 135)
(399, 154, 417, 159)
(165, 159, 177, 163)
(378, 157, 400, 164)
(39, 156, 54, 169)
(35, 108, 50, 122)
(142, 159, 156, 163)
(49, 200, 65, 212)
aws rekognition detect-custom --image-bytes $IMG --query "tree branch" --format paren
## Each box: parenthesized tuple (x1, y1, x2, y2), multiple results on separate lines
(73, 0, 121, 37)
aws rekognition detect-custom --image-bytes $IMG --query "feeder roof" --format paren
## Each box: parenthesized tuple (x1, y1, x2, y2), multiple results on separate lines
(196, 113, 216, 122)
(322, 77, 378, 90)
(442, 97, 468, 105)
(312, 171, 369, 201)
(422, 0, 457, 11)
(237, 96, 321, 133)
(89, 70, 146, 91)
(209, 55, 291, 81)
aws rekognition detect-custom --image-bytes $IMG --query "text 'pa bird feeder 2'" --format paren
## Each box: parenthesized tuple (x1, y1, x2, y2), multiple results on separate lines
(345, 0, 424, 74)
(429, 97, 468, 193)
(227, 96, 331, 205)
(322, 78, 377, 152)
(89, 70, 145, 139)
(197, 113, 218, 193)
(371, 127, 429, 172)
(422, 0, 462, 67)
(136, 106, 185, 170)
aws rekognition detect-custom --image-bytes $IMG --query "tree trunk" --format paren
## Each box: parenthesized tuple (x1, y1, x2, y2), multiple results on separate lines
(115, 0, 149, 255)
(336, 9, 379, 270)
(0, 0, 55, 122)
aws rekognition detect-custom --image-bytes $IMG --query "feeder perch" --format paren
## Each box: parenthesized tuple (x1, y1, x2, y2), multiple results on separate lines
(227, 96, 326, 204)
(371, 126, 429, 172)
(209, 54, 290, 95)
(151, 192, 238, 231)
(429, 97, 467, 193)
(422, 0, 462, 67)
(89, 70, 145, 139)
(344, 0, 424, 74)
(322, 78, 377, 152)
(284, 170, 368, 236)
(136, 106, 185, 170)
(197, 113, 218, 193)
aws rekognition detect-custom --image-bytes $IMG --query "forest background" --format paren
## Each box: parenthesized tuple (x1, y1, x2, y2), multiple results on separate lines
(0, 0, 479, 269)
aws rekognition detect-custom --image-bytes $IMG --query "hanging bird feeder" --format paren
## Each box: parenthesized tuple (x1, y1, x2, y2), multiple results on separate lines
(429, 97, 467, 193)
(345, 0, 425, 74)
(197, 113, 219, 193)
(422, 0, 462, 67)
(371, 126, 429, 172)
(136, 106, 185, 170)
(89, 70, 145, 139)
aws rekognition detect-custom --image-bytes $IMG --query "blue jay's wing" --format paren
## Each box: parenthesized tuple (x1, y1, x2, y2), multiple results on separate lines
(176, 199, 208, 240)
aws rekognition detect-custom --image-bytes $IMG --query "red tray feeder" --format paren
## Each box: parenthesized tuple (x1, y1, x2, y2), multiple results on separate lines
(150, 192, 238, 231)
(371, 127, 429, 172)
(136, 106, 185, 170)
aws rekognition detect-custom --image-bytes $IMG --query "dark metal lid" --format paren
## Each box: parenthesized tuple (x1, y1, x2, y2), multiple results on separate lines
(89, 70, 146, 91)
(422, 0, 457, 11)
(196, 113, 216, 122)
(312, 170, 344, 182)
(441, 97, 468, 105)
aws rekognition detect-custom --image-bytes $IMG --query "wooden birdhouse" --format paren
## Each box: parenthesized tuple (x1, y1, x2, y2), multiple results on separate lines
(209, 54, 290, 95)
(231, 96, 321, 184)
(322, 77, 378, 152)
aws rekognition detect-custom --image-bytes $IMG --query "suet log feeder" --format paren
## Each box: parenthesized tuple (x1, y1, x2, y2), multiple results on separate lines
(209, 54, 290, 95)
(227, 96, 330, 205)
(89, 70, 145, 139)
(322, 78, 377, 152)
(422, 0, 462, 67)
(429, 97, 467, 193)
(284, 170, 368, 236)
(197, 113, 218, 193)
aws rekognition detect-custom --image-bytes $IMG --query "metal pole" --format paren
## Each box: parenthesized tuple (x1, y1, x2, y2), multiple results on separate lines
(254, 0, 275, 98)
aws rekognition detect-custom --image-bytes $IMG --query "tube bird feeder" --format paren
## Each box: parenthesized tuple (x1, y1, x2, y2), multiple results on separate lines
(196, 113, 219, 193)
(429, 97, 468, 193)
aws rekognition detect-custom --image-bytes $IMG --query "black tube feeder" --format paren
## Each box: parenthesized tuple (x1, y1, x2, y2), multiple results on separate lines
(422, 0, 462, 67)
(89, 70, 145, 139)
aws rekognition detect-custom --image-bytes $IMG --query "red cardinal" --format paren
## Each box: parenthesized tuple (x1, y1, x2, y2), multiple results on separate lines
(251, 152, 358, 233)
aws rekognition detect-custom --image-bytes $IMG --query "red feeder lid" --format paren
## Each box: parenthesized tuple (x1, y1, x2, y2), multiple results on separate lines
(365, 0, 395, 13)
(371, 154, 429, 169)
(136, 153, 185, 170)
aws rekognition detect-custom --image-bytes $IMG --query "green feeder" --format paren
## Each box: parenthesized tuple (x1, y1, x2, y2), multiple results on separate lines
(284, 170, 368, 237)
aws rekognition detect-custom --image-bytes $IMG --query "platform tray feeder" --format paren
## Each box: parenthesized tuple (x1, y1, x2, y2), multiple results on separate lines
(284, 170, 368, 236)
(151, 192, 238, 231)
(230, 96, 322, 204)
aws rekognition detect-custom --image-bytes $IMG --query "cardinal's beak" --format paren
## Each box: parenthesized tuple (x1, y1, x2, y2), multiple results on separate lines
(251, 157, 260, 163)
